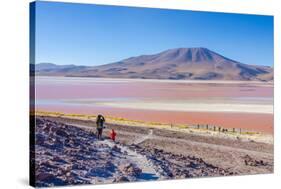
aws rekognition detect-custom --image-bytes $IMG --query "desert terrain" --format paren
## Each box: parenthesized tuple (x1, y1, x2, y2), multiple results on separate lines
(33, 114, 273, 187)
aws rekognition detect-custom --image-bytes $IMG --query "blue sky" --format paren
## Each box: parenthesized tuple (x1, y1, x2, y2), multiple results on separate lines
(34, 1, 274, 66)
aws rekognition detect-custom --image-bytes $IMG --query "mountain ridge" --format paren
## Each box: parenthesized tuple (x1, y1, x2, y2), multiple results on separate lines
(35, 47, 273, 81)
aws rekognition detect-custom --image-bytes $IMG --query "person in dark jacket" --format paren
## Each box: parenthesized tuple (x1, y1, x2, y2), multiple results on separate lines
(96, 114, 105, 140)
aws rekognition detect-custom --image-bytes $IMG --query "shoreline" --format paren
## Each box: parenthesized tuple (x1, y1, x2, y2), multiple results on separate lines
(35, 75, 274, 85)
(34, 111, 273, 144)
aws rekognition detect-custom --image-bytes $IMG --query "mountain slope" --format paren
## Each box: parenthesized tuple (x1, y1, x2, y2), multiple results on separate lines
(36, 48, 273, 81)
(35, 63, 90, 76)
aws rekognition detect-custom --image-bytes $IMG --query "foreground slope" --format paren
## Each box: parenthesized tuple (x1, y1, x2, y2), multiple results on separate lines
(34, 117, 237, 187)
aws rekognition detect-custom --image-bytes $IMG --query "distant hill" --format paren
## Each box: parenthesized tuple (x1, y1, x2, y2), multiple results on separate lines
(35, 48, 273, 81)
(35, 63, 90, 76)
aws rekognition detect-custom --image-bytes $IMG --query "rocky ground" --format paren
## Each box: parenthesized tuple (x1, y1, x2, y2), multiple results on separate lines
(34, 118, 156, 187)
(33, 116, 273, 187)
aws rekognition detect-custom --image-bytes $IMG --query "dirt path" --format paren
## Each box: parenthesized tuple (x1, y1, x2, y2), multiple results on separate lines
(134, 129, 154, 145)
(102, 139, 161, 181)
(66, 123, 160, 180)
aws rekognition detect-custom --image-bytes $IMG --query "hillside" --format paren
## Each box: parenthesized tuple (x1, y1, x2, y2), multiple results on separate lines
(35, 48, 273, 81)
(34, 116, 273, 186)
(34, 117, 236, 186)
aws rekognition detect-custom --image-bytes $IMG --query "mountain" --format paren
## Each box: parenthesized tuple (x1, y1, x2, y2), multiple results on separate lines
(35, 63, 90, 75)
(35, 48, 273, 81)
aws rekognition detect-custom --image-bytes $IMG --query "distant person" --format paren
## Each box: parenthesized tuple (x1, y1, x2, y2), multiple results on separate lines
(109, 129, 117, 142)
(96, 114, 105, 140)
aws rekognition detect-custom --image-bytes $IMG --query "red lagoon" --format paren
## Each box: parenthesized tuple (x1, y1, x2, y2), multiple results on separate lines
(35, 77, 273, 133)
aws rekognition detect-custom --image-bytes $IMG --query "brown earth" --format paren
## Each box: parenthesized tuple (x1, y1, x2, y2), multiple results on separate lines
(41, 116, 273, 175)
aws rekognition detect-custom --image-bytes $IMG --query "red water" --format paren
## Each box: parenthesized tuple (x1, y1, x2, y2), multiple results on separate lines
(35, 77, 273, 133)
(36, 79, 272, 100)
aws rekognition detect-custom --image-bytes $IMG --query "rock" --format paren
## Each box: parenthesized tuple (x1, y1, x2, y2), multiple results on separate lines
(50, 126, 58, 133)
(43, 124, 51, 133)
(43, 151, 52, 156)
(36, 133, 45, 145)
(51, 139, 64, 151)
(41, 160, 58, 169)
(56, 129, 69, 137)
(52, 156, 68, 164)
(60, 165, 72, 175)
(198, 158, 204, 163)
(119, 163, 142, 176)
(114, 176, 129, 182)
(104, 161, 115, 171)
(72, 164, 86, 170)
(188, 162, 198, 169)
(36, 118, 44, 125)
(243, 155, 265, 167)
(36, 172, 55, 181)
(112, 145, 121, 153)
(181, 171, 191, 178)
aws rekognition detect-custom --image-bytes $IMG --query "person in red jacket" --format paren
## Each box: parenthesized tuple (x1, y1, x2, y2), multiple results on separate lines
(109, 129, 117, 142)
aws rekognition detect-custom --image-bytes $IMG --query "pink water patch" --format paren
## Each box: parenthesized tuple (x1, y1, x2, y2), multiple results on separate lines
(35, 77, 273, 133)
(35, 78, 273, 100)
(37, 104, 273, 134)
